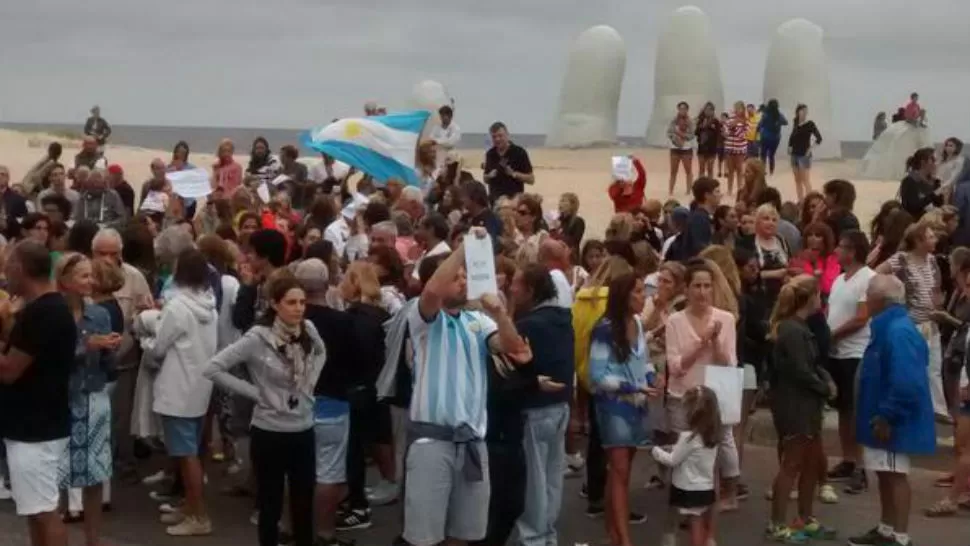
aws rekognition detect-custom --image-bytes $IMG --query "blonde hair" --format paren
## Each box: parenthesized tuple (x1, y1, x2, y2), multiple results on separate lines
(755, 203, 779, 221)
(768, 274, 819, 339)
(587, 255, 634, 289)
(700, 258, 739, 319)
(91, 258, 125, 295)
(901, 222, 934, 251)
(605, 213, 635, 243)
(54, 252, 90, 291)
(340, 261, 381, 305)
(560, 192, 580, 214)
(699, 245, 741, 297)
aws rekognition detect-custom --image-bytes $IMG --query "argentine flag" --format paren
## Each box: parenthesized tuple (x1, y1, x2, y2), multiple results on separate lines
(302, 110, 430, 187)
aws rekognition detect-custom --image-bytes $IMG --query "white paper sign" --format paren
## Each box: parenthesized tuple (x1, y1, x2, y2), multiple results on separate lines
(611, 156, 633, 181)
(256, 182, 272, 204)
(703, 365, 745, 425)
(167, 168, 213, 199)
(464, 233, 497, 300)
(139, 191, 167, 213)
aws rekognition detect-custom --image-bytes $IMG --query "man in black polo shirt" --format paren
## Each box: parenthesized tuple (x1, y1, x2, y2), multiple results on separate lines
(483, 122, 534, 204)
(681, 176, 722, 259)
(0, 240, 77, 546)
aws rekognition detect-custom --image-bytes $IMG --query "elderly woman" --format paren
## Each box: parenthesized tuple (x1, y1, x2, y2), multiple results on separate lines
(876, 222, 949, 422)
(751, 204, 794, 302)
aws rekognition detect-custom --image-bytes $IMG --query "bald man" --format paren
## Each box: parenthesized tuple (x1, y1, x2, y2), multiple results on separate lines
(538, 238, 573, 308)
(850, 274, 934, 546)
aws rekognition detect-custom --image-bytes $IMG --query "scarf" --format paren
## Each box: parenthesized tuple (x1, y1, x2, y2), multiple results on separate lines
(270, 317, 311, 395)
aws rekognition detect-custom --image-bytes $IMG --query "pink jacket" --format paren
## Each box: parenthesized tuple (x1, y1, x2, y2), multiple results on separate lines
(797, 254, 841, 296)
(665, 308, 737, 397)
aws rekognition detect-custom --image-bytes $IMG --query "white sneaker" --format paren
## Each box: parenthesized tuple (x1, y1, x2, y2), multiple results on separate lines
(565, 452, 585, 471)
(142, 470, 171, 486)
(366, 480, 398, 506)
(160, 511, 185, 525)
(818, 484, 839, 504)
(0, 484, 12, 501)
(166, 515, 212, 536)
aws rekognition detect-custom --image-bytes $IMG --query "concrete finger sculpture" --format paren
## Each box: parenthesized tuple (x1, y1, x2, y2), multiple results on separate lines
(859, 121, 933, 180)
(546, 25, 626, 148)
(409, 80, 453, 137)
(763, 18, 840, 159)
(645, 6, 723, 147)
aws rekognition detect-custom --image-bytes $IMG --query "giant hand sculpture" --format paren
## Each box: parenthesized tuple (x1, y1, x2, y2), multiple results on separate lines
(546, 25, 626, 148)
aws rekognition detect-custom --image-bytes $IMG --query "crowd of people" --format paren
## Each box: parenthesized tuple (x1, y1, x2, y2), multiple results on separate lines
(0, 100, 966, 546)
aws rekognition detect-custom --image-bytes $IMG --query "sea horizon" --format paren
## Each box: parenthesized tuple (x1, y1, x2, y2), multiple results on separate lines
(0, 121, 878, 160)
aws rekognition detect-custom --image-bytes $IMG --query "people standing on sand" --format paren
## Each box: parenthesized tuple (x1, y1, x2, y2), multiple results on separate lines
(107, 164, 135, 218)
(847, 274, 933, 546)
(757, 99, 788, 176)
(246, 137, 282, 189)
(484, 122, 534, 204)
(430, 105, 461, 168)
(74, 137, 106, 172)
(84, 106, 112, 148)
(722, 102, 748, 198)
(788, 104, 823, 202)
(898, 148, 942, 222)
(745, 104, 762, 159)
(212, 139, 243, 195)
(608, 156, 646, 214)
(667, 102, 696, 195)
(21, 142, 63, 198)
(695, 102, 720, 179)
(873, 112, 888, 141)
(37, 164, 80, 221)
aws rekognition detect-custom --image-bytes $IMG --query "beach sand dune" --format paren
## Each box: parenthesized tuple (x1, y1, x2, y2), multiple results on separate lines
(1, 129, 898, 239)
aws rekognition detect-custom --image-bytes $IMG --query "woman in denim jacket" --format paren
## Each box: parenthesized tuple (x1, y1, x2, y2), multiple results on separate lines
(56, 252, 121, 545)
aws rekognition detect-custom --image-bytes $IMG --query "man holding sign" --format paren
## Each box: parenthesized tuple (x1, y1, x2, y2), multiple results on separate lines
(404, 227, 532, 546)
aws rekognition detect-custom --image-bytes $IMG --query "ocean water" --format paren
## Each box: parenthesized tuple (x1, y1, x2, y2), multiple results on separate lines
(0, 121, 875, 160)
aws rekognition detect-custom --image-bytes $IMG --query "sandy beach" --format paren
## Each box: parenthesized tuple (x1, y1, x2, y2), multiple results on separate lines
(0, 129, 898, 239)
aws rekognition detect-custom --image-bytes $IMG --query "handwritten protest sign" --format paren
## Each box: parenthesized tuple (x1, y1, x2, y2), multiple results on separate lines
(611, 156, 633, 181)
(464, 233, 497, 299)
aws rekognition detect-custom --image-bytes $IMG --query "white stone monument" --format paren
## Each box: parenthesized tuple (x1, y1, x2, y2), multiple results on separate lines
(859, 121, 933, 180)
(763, 18, 840, 159)
(645, 6, 724, 147)
(409, 80, 453, 137)
(546, 25, 626, 148)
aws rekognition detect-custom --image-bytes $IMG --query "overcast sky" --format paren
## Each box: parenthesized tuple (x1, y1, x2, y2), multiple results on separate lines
(1, 0, 968, 141)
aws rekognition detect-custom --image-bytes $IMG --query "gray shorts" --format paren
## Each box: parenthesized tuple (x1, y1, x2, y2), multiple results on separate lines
(403, 438, 489, 546)
(314, 413, 349, 485)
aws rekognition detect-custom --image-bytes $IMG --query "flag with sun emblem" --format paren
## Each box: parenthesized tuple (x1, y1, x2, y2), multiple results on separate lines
(302, 110, 431, 187)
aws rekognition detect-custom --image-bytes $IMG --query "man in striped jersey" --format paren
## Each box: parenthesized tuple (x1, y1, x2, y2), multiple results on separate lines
(403, 227, 532, 546)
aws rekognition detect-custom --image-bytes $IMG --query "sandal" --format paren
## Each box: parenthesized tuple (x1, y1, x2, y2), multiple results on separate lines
(924, 498, 958, 517)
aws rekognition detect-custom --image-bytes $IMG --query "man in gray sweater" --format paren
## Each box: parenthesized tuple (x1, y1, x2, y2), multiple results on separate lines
(76, 169, 128, 228)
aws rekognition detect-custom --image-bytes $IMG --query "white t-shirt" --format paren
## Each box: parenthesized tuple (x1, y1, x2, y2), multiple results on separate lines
(651, 431, 717, 491)
(549, 269, 574, 308)
(309, 160, 351, 185)
(827, 266, 877, 359)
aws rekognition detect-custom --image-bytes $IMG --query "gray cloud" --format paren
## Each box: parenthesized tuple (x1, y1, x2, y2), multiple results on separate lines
(0, 0, 967, 141)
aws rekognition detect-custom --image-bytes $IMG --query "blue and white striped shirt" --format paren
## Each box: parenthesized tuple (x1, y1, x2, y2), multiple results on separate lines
(406, 305, 498, 439)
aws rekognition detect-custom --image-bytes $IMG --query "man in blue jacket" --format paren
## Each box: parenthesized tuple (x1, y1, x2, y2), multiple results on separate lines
(849, 275, 934, 546)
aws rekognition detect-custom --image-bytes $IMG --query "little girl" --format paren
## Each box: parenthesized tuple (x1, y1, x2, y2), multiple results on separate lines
(652, 385, 722, 546)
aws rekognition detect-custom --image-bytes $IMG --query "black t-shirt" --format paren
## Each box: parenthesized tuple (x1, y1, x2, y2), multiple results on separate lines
(306, 304, 356, 400)
(484, 143, 533, 202)
(0, 292, 78, 442)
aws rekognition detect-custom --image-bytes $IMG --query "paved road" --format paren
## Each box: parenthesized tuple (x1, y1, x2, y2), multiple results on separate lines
(0, 442, 966, 546)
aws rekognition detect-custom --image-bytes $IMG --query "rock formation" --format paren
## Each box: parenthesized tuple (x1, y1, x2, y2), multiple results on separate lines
(859, 121, 933, 180)
(546, 25, 626, 148)
(645, 6, 724, 147)
(763, 19, 840, 159)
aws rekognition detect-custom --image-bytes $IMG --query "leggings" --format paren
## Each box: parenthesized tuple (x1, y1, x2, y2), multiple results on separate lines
(251, 427, 316, 546)
(760, 138, 781, 173)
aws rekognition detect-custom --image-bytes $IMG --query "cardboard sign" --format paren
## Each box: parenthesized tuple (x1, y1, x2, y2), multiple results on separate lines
(611, 156, 633, 181)
(464, 233, 498, 299)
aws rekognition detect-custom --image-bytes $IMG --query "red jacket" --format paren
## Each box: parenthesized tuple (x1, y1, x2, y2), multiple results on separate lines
(608, 158, 646, 213)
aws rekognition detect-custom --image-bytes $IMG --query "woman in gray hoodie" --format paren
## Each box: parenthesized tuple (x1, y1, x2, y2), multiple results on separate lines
(204, 273, 327, 546)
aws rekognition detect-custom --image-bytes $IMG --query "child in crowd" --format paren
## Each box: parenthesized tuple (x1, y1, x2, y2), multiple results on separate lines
(652, 385, 722, 546)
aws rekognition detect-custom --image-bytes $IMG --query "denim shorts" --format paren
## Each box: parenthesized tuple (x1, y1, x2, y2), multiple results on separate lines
(595, 400, 649, 448)
(791, 154, 812, 169)
(314, 397, 350, 485)
(161, 416, 203, 457)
